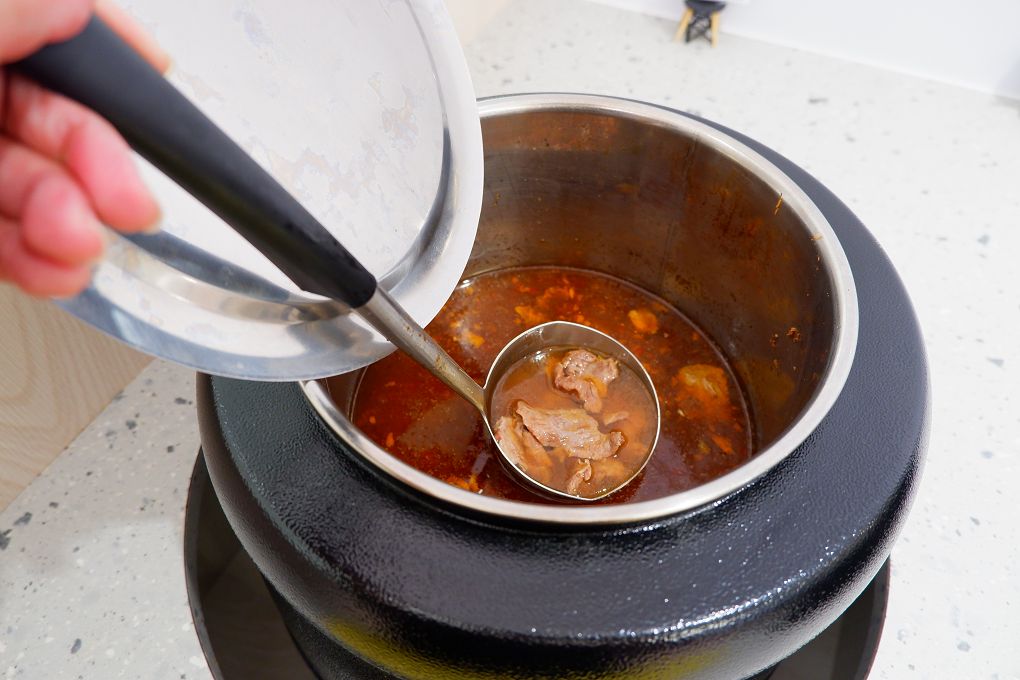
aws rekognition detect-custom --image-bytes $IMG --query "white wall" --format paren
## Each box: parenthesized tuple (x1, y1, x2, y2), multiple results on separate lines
(591, 0, 1020, 100)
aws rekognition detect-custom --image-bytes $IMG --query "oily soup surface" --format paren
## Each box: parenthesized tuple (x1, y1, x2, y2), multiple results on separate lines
(340, 267, 753, 504)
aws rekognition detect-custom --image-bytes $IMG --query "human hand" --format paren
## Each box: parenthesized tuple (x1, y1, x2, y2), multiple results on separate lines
(0, 0, 169, 297)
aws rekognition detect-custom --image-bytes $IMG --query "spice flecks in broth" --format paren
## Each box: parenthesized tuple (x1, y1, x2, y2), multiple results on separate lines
(342, 267, 753, 505)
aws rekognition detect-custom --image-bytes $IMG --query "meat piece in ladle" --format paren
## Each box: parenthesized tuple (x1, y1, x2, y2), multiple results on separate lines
(515, 402, 625, 460)
(553, 349, 620, 413)
(566, 459, 593, 495)
(489, 342, 652, 499)
(493, 415, 552, 476)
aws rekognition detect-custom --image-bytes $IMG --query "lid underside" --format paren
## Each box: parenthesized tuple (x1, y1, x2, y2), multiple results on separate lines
(59, 0, 482, 380)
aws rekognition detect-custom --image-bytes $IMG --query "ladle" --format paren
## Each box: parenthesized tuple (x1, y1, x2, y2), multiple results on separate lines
(15, 17, 661, 500)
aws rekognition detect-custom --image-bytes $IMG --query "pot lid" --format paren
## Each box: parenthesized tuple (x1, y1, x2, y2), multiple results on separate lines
(59, 0, 482, 380)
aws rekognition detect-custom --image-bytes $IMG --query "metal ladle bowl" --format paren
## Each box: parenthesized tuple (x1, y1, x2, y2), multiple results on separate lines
(482, 321, 660, 500)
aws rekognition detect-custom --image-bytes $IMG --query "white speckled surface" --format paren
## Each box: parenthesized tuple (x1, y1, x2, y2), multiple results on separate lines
(0, 361, 204, 679)
(2, 1, 1018, 678)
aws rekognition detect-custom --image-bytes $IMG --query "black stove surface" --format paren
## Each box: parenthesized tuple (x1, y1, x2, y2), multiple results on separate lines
(185, 455, 889, 680)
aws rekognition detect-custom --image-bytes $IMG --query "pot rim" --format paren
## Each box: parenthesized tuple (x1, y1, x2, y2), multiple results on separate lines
(300, 93, 859, 526)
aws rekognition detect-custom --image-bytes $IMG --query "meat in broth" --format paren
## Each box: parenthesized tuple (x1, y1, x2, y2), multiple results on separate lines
(552, 348, 619, 413)
(490, 348, 656, 498)
(342, 266, 753, 505)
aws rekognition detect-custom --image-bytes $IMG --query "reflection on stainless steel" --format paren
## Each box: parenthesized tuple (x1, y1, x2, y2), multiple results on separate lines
(303, 94, 859, 524)
(110, 233, 348, 323)
(54, 0, 483, 380)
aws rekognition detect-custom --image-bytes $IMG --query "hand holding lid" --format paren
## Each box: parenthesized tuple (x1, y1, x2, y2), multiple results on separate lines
(12, 1, 484, 380)
(15, 17, 661, 501)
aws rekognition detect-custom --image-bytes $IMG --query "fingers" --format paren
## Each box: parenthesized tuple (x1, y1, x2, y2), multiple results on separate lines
(22, 174, 105, 265)
(0, 139, 105, 264)
(4, 75, 160, 232)
(0, 0, 168, 72)
(0, 136, 53, 216)
(0, 0, 168, 298)
(95, 0, 170, 73)
(0, 0, 93, 63)
(60, 108, 161, 232)
(0, 216, 92, 298)
(0, 141, 104, 298)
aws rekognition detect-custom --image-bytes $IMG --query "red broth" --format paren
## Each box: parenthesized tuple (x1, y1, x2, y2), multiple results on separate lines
(336, 267, 754, 504)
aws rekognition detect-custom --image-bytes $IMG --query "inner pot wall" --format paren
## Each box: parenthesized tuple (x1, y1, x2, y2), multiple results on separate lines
(313, 94, 856, 521)
(471, 104, 836, 446)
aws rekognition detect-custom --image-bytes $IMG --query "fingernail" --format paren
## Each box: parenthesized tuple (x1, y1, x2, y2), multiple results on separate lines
(131, 183, 163, 234)
(87, 228, 110, 267)
(68, 192, 108, 264)
(142, 210, 163, 235)
(50, 270, 92, 300)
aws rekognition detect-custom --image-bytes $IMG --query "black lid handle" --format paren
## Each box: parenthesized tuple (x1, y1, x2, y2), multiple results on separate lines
(13, 16, 377, 308)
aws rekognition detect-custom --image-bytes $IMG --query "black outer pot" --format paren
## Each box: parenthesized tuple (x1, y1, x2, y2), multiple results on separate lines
(198, 103, 929, 679)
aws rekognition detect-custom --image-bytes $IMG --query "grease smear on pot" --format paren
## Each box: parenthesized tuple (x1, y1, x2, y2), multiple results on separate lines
(342, 267, 754, 504)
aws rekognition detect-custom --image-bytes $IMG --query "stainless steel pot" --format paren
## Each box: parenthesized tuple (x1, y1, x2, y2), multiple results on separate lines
(198, 94, 927, 680)
(303, 94, 857, 524)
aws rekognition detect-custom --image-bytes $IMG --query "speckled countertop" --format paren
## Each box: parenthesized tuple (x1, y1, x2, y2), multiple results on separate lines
(0, 361, 204, 678)
(1, 1, 1017, 678)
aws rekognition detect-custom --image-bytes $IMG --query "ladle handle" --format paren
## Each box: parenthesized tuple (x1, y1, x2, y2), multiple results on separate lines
(12, 16, 377, 308)
(359, 289, 486, 413)
(15, 16, 486, 411)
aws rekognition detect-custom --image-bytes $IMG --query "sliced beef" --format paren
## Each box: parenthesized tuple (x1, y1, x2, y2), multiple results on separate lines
(493, 415, 551, 475)
(589, 457, 628, 490)
(566, 459, 592, 495)
(493, 416, 524, 465)
(552, 349, 619, 413)
(515, 402, 624, 460)
(520, 425, 551, 466)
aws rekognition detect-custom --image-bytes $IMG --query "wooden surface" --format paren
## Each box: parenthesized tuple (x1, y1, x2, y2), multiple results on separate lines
(0, 286, 150, 510)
